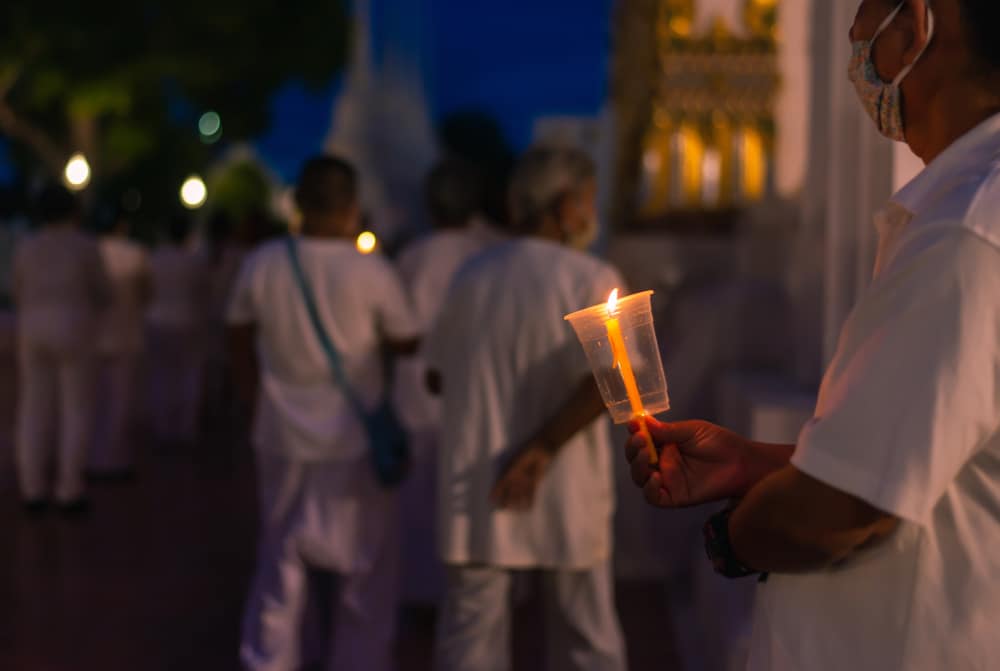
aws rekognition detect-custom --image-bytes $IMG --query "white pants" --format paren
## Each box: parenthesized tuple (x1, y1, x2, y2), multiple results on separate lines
(147, 323, 204, 444)
(16, 340, 97, 501)
(241, 454, 398, 671)
(434, 562, 626, 671)
(90, 352, 141, 472)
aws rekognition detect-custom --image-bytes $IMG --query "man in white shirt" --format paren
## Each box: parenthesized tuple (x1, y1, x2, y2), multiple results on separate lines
(228, 155, 418, 671)
(146, 214, 210, 447)
(625, 2, 1000, 669)
(13, 184, 109, 514)
(393, 160, 498, 604)
(429, 146, 626, 671)
(91, 211, 151, 479)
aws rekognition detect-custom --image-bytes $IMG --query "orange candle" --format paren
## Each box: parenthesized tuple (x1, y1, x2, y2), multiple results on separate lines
(605, 290, 658, 465)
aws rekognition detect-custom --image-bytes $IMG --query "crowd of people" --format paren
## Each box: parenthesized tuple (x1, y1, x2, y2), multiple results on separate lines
(6, 143, 636, 670)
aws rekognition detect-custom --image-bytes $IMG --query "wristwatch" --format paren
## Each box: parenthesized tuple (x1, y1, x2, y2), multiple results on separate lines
(703, 506, 765, 580)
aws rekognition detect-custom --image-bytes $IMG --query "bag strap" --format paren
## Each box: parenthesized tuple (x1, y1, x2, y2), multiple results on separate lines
(285, 236, 366, 416)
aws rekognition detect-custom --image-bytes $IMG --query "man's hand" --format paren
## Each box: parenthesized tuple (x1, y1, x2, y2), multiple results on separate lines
(491, 442, 554, 511)
(625, 417, 790, 508)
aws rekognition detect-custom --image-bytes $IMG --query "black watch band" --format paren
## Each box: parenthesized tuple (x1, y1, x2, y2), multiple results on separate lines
(703, 506, 763, 580)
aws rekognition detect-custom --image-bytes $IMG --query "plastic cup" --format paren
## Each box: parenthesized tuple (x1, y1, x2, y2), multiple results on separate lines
(564, 290, 670, 424)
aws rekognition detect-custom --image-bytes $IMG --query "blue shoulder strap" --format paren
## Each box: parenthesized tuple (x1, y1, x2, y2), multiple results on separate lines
(284, 236, 366, 415)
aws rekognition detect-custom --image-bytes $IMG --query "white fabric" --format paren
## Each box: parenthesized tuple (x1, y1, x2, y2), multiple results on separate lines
(147, 244, 210, 328)
(426, 238, 623, 568)
(433, 562, 626, 671)
(16, 340, 97, 502)
(98, 237, 149, 354)
(241, 453, 398, 671)
(147, 323, 205, 444)
(90, 353, 141, 472)
(749, 113, 1000, 670)
(13, 228, 108, 350)
(394, 228, 492, 430)
(226, 238, 417, 462)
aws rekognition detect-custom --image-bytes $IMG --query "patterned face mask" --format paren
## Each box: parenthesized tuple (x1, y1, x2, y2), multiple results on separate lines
(848, 2, 935, 142)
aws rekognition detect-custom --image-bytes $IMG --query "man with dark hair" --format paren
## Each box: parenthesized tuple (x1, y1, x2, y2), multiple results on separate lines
(624, 2, 1000, 669)
(13, 183, 109, 514)
(429, 146, 625, 671)
(229, 154, 417, 671)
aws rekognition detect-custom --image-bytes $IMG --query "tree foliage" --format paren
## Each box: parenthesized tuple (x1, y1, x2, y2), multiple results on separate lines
(0, 0, 350, 215)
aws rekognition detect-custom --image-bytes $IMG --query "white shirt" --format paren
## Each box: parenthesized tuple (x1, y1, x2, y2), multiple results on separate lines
(394, 228, 495, 430)
(147, 244, 210, 328)
(227, 237, 417, 462)
(749, 114, 1000, 670)
(13, 227, 108, 352)
(427, 238, 623, 568)
(98, 237, 150, 354)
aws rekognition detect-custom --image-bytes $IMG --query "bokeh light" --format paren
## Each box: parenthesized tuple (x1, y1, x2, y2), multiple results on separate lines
(198, 111, 222, 144)
(63, 153, 91, 191)
(180, 175, 208, 209)
(356, 231, 377, 255)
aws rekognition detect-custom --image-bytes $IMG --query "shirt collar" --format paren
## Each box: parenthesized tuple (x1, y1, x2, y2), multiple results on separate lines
(891, 112, 1000, 215)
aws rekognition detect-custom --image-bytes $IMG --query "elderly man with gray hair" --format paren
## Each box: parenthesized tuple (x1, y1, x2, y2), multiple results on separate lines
(427, 146, 626, 671)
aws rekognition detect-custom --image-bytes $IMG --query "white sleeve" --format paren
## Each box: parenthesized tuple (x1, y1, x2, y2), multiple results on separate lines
(792, 232, 1000, 525)
(369, 256, 419, 342)
(225, 254, 257, 326)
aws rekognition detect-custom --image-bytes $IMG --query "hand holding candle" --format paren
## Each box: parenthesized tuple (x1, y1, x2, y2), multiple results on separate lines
(565, 289, 671, 465)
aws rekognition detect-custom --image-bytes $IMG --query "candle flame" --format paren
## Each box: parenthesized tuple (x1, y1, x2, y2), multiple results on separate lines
(606, 288, 620, 316)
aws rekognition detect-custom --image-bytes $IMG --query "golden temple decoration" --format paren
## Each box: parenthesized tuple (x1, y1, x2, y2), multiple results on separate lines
(627, 0, 782, 222)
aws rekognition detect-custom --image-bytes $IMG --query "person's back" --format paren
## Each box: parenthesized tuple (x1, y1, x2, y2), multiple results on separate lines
(16, 227, 107, 351)
(147, 243, 209, 329)
(431, 238, 620, 565)
(99, 234, 149, 355)
(231, 155, 417, 671)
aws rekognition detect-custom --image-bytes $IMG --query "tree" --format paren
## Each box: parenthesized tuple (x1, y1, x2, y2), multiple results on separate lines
(0, 0, 350, 215)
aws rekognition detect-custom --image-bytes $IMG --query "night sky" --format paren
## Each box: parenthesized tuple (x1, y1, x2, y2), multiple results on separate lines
(1, 0, 614, 185)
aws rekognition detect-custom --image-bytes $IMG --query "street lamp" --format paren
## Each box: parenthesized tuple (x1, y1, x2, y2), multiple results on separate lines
(180, 175, 207, 209)
(356, 231, 377, 254)
(63, 153, 91, 191)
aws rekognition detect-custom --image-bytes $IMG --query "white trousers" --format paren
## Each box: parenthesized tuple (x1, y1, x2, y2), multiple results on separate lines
(90, 352, 141, 472)
(147, 324, 204, 444)
(434, 562, 626, 671)
(241, 454, 398, 671)
(16, 340, 97, 501)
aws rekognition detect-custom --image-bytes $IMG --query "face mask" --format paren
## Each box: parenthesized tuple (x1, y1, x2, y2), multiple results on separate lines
(848, 2, 935, 142)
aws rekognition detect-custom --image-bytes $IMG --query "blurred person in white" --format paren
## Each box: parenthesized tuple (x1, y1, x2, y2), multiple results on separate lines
(146, 212, 210, 447)
(624, 1, 1000, 669)
(229, 155, 418, 671)
(393, 159, 498, 604)
(90, 209, 151, 480)
(12, 184, 109, 515)
(429, 146, 625, 671)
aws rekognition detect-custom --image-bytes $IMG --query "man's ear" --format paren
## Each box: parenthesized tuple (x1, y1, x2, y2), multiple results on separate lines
(900, 0, 932, 68)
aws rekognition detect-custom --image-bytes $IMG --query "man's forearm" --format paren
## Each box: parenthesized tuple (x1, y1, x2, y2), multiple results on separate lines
(728, 466, 898, 573)
(535, 377, 606, 454)
(740, 441, 795, 495)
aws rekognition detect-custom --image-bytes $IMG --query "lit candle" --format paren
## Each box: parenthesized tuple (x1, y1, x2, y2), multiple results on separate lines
(605, 289, 658, 465)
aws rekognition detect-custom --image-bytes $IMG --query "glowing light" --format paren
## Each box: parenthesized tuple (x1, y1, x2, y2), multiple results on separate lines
(356, 231, 377, 255)
(63, 153, 91, 191)
(198, 111, 222, 138)
(180, 175, 207, 209)
(606, 288, 620, 316)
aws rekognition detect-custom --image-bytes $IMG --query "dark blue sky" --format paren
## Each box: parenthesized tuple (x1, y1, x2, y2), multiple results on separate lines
(256, 0, 614, 180)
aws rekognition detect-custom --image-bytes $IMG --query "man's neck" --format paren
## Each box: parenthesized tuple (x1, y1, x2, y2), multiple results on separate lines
(300, 216, 350, 240)
(909, 81, 1000, 163)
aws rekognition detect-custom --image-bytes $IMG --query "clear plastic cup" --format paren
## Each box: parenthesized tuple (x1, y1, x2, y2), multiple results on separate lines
(564, 290, 670, 424)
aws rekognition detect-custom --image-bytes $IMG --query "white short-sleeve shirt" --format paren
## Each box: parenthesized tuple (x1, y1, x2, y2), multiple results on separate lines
(749, 115, 1000, 670)
(147, 244, 211, 329)
(427, 238, 624, 568)
(98, 237, 150, 354)
(227, 237, 417, 462)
